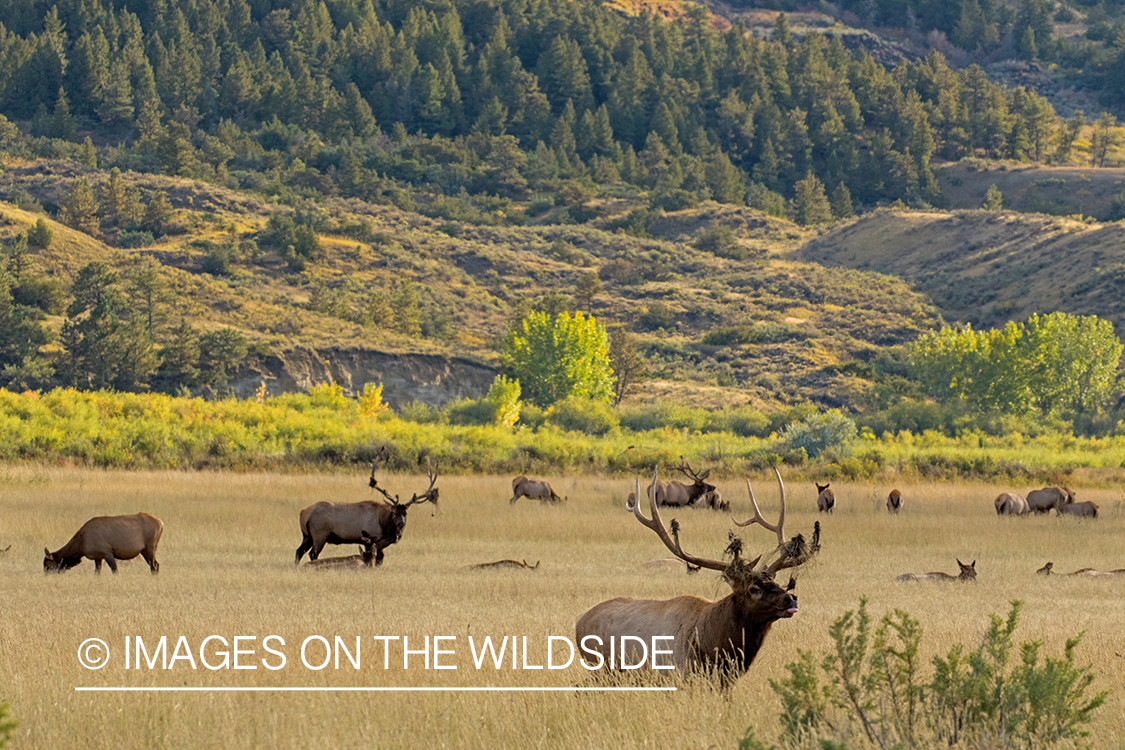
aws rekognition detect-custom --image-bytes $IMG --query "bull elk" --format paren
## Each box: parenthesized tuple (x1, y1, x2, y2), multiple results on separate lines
(816, 483, 835, 513)
(896, 559, 976, 582)
(886, 489, 903, 513)
(651, 458, 717, 508)
(1027, 486, 1075, 514)
(306, 532, 378, 570)
(1038, 562, 1124, 576)
(44, 513, 164, 574)
(1058, 501, 1098, 518)
(509, 476, 565, 504)
(295, 457, 438, 565)
(576, 466, 821, 686)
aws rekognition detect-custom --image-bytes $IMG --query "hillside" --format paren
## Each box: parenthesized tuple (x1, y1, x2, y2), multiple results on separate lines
(933, 162, 1125, 219)
(0, 161, 942, 410)
(798, 208, 1125, 332)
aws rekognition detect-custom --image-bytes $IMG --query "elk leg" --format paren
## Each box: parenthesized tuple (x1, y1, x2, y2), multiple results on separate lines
(295, 535, 314, 564)
(142, 549, 159, 574)
(105, 556, 119, 573)
(94, 558, 103, 574)
(375, 546, 385, 566)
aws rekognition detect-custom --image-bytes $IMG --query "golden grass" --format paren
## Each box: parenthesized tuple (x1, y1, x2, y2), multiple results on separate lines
(1, 467, 1124, 748)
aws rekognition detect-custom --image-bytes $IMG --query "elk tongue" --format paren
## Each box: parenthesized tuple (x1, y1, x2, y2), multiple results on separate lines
(786, 606, 798, 614)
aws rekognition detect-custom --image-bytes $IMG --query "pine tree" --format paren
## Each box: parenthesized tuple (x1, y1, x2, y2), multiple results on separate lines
(157, 318, 200, 390)
(830, 182, 854, 219)
(790, 172, 832, 226)
(984, 183, 1004, 210)
(391, 282, 422, 337)
(707, 150, 745, 204)
(60, 178, 100, 235)
(144, 190, 174, 234)
(81, 137, 97, 169)
(98, 57, 135, 124)
(52, 89, 76, 141)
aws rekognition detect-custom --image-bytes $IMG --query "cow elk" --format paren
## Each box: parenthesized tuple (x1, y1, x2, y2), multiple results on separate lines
(886, 489, 903, 513)
(295, 457, 438, 565)
(1058, 501, 1098, 518)
(896, 559, 976, 582)
(471, 559, 540, 571)
(577, 466, 821, 687)
(816, 482, 835, 513)
(306, 532, 378, 570)
(995, 492, 1029, 515)
(509, 476, 565, 504)
(44, 513, 164, 574)
(651, 458, 717, 508)
(1027, 486, 1074, 514)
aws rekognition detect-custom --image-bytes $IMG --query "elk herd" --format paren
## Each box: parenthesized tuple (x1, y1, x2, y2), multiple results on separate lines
(28, 455, 1121, 691)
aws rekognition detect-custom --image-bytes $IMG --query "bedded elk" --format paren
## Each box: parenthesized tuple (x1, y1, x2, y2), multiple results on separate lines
(1027, 486, 1075, 514)
(471, 559, 540, 570)
(295, 458, 438, 565)
(651, 459, 717, 508)
(1037, 562, 1124, 576)
(887, 489, 903, 513)
(699, 489, 729, 512)
(509, 476, 565, 504)
(896, 559, 976, 582)
(1058, 501, 1098, 518)
(995, 492, 1029, 515)
(305, 532, 378, 570)
(816, 483, 835, 513)
(43, 513, 163, 574)
(577, 466, 821, 686)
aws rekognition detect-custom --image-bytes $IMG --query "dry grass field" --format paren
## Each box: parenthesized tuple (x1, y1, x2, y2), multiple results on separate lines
(1, 466, 1124, 749)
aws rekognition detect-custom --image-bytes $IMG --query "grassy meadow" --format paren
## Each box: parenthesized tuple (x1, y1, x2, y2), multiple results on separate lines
(1, 466, 1124, 749)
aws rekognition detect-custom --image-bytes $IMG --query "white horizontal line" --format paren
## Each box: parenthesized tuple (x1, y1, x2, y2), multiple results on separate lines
(75, 686, 676, 693)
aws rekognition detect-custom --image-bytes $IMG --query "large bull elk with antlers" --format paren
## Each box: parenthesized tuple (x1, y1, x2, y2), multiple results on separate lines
(576, 467, 821, 687)
(651, 458, 717, 507)
(294, 456, 438, 566)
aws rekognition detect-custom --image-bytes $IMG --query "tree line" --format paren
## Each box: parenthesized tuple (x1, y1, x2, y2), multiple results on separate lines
(0, 0, 1118, 224)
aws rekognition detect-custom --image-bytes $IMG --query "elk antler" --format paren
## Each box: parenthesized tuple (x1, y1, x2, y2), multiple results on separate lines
(732, 466, 786, 547)
(403, 457, 439, 507)
(673, 456, 711, 484)
(629, 466, 728, 572)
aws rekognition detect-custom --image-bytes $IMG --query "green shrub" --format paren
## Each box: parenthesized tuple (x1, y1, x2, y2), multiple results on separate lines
(26, 217, 52, 248)
(701, 324, 756, 346)
(619, 403, 710, 432)
(444, 397, 495, 426)
(780, 409, 857, 459)
(486, 375, 521, 428)
(201, 244, 234, 276)
(769, 598, 1107, 749)
(117, 230, 154, 248)
(397, 400, 444, 424)
(0, 699, 14, 747)
(546, 396, 619, 435)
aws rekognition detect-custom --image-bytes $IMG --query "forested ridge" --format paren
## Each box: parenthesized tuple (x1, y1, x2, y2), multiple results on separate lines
(0, 0, 1109, 214)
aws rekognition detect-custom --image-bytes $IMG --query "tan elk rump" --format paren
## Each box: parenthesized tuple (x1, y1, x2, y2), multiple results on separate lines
(650, 459, 717, 508)
(577, 467, 820, 686)
(995, 492, 1029, 515)
(896, 559, 976, 582)
(44, 513, 164, 574)
(509, 476, 565, 504)
(1058, 501, 1098, 518)
(886, 489, 903, 513)
(305, 532, 378, 570)
(816, 483, 835, 513)
(295, 457, 438, 565)
(1026, 486, 1075, 514)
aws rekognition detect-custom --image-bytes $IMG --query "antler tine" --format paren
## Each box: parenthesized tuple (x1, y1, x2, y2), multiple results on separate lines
(405, 457, 439, 507)
(630, 465, 727, 572)
(731, 466, 785, 547)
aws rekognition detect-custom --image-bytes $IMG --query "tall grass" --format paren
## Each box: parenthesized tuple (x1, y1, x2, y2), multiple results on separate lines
(0, 469, 1122, 748)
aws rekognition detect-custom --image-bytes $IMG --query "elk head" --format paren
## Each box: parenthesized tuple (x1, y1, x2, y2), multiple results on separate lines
(956, 559, 977, 581)
(369, 455, 439, 541)
(673, 457, 717, 497)
(629, 466, 820, 623)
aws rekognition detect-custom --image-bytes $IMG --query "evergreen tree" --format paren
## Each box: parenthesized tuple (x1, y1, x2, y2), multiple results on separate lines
(157, 318, 200, 390)
(144, 190, 174, 234)
(984, 183, 1004, 210)
(790, 172, 832, 226)
(830, 182, 855, 220)
(60, 178, 100, 235)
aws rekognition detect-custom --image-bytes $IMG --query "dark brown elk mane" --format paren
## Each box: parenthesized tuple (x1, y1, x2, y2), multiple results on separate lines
(577, 467, 821, 687)
(651, 458, 717, 507)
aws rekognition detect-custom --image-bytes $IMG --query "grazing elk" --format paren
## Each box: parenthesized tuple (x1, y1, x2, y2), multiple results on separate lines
(577, 466, 821, 687)
(509, 476, 565, 504)
(44, 513, 164, 574)
(896, 559, 977, 582)
(887, 489, 903, 513)
(1037, 562, 1124, 576)
(651, 458, 717, 508)
(816, 482, 835, 513)
(1058, 501, 1098, 518)
(995, 492, 1029, 515)
(295, 457, 438, 565)
(306, 532, 378, 570)
(1027, 487, 1075, 514)
(699, 489, 729, 512)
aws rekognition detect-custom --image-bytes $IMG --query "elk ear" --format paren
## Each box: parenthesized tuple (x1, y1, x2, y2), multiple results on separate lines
(786, 576, 797, 591)
(44, 547, 51, 558)
(971, 560, 976, 568)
